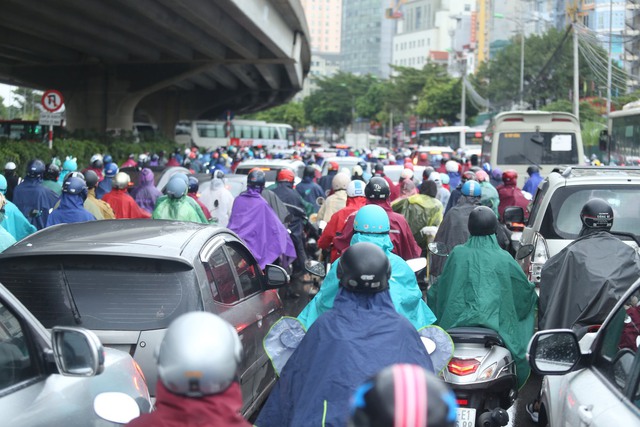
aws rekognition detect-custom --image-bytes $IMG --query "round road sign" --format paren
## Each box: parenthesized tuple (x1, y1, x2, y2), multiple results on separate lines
(41, 90, 64, 113)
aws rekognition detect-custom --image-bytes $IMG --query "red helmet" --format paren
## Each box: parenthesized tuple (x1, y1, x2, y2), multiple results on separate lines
(462, 171, 477, 183)
(328, 161, 340, 171)
(277, 169, 296, 183)
(419, 152, 428, 160)
(502, 169, 518, 185)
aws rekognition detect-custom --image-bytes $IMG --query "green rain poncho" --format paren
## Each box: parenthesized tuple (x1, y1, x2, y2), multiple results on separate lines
(297, 231, 437, 330)
(392, 194, 443, 249)
(427, 234, 537, 388)
(479, 181, 500, 217)
(152, 195, 209, 224)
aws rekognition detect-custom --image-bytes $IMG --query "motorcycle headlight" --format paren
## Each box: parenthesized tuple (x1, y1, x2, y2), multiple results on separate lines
(477, 362, 497, 380)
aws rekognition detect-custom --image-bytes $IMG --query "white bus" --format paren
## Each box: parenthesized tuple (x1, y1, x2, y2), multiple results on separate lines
(602, 101, 640, 166)
(481, 111, 585, 186)
(175, 119, 293, 150)
(418, 125, 485, 152)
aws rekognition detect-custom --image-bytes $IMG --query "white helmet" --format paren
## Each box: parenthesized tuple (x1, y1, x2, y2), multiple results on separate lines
(445, 160, 459, 173)
(156, 312, 242, 396)
(113, 172, 131, 189)
(4, 162, 16, 171)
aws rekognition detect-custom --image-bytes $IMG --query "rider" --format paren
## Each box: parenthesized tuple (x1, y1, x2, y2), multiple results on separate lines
(3, 161, 21, 202)
(256, 242, 434, 427)
(496, 169, 530, 222)
(42, 163, 62, 196)
(522, 165, 543, 198)
(126, 312, 249, 427)
(298, 204, 436, 330)
(12, 159, 60, 230)
(427, 206, 537, 389)
(129, 167, 163, 214)
(46, 176, 96, 226)
(84, 154, 105, 181)
(318, 161, 340, 195)
(296, 165, 324, 213)
(316, 172, 350, 225)
(83, 170, 116, 220)
(152, 177, 209, 224)
(96, 162, 119, 199)
(0, 193, 17, 252)
(445, 170, 476, 214)
(199, 170, 235, 227)
(102, 172, 152, 219)
(372, 162, 399, 201)
(0, 174, 36, 240)
(186, 176, 213, 222)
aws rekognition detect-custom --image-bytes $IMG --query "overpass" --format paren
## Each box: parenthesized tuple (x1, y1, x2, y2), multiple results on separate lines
(0, 0, 311, 136)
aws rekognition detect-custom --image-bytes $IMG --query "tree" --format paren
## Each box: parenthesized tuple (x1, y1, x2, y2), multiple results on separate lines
(246, 102, 306, 129)
(11, 87, 42, 120)
(0, 96, 7, 119)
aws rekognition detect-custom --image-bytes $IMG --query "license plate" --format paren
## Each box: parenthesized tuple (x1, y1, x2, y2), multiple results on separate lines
(456, 408, 476, 427)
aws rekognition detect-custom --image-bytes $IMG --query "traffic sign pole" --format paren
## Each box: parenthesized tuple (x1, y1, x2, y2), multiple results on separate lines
(48, 125, 53, 150)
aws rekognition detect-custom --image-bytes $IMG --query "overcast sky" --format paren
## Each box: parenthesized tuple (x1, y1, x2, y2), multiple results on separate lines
(0, 84, 18, 107)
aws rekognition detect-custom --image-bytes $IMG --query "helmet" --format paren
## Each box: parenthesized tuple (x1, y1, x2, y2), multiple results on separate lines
(63, 176, 88, 200)
(62, 158, 77, 172)
(113, 172, 131, 189)
(276, 169, 296, 183)
(482, 162, 492, 174)
(468, 206, 498, 236)
(352, 165, 364, 178)
(357, 160, 368, 170)
(445, 160, 459, 173)
(440, 173, 450, 185)
(349, 364, 457, 427)
(354, 205, 390, 234)
(4, 162, 16, 171)
(187, 176, 199, 194)
(26, 159, 46, 178)
(247, 168, 266, 188)
(64, 171, 85, 183)
(474, 170, 489, 182)
(419, 152, 428, 161)
(461, 180, 482, 197)
(502, 170, 518, 185)
(365, 177, 390, 200)
(103, 154, 113, 164)
(212, 170, 225, 180)
(328, 161, 340, 171)
(138, 153, 150, 165)
(104, 162, 119, 178)
(400, 168, 413, 180)
(332, 172, 350, 191)
(84, 169, 99, 189)
(44, 163, 61, 181)
(347, 180, 366, 197)
(428, 171, 441, 184)
(526, 165, 540, 176)
(303, 165, 316, 178)
(90, 154, 103, 169)
(580, 198, 613, 230)
(157, 312, 242, 396)
(171, 173, 189, 186)
(373, 163, 384, 174)
(166, 177, 188, 199)
(337, 242, 390, 293)
(422, 166, 435, 180)
(0, 174, 7, 194)
(461, 171, 477, 183)
(151, 153, 160, 162)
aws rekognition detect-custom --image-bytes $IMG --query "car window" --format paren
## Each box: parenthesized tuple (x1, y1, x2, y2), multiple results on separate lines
(0, 301, 37, 390)
(206, 247, 240, 305)
(226, 244, 262, 298)
(594, 296, 640, 395)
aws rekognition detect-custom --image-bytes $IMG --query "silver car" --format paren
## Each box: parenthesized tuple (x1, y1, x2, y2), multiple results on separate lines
(528, 277, 640, 426)
(0, 282, 151, 426)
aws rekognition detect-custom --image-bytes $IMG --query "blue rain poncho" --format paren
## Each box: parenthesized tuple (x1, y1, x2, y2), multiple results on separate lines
(12, 177, 60, 230)
(298, 231, 437, 330)
(1, 200, 36, 241)
(46, 193, 96, 226)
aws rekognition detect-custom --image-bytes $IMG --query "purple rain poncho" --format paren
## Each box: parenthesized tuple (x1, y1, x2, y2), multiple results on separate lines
(130, 168, 163, 213)
(227, 187, 296, 270)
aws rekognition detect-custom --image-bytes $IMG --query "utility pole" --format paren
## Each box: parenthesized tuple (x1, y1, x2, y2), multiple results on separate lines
(573, 23, 580, 121)
(461, 60, 466, 126)
(606, 0, 613, 164)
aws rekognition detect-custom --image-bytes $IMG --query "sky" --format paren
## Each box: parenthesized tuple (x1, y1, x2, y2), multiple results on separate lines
(0, 84, 18, 107)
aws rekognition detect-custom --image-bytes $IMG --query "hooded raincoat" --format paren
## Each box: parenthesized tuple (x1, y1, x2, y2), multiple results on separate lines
(427, 234, 537, 388)
(1, 200, 36, 241)
(152, 195, 209, 224)
(12, 177, 60, 230)
(96, 176, 113, 199)
(126, 381, 250, 427)
(130, 168, 163, 214)
(317, 196, 367, 262)
(538, 230, 640, 334)
(46, 193, 96, 226)
(256, 289, 433, 427)
(479, 181, 500, 217)
(316, 189, 347, 224)
(102, 189, 152, 219)
(227, 187, 296, 270)
(296, 176, 325, 212)
(298, 232, 436, 330)
(84, 188, 116, 220)
(496, 184, 530, 221)
(522, 171, 543, 197)
(391, 194, 443, 249)
(199, 177, 234, 227)
(0, 220, 16, 252)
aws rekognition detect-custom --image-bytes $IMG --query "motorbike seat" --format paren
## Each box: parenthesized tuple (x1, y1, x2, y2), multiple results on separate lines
(447, 326, 505, 347)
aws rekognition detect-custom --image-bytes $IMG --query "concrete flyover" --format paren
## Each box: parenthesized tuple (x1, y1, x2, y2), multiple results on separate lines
(0, 0, 311, 135)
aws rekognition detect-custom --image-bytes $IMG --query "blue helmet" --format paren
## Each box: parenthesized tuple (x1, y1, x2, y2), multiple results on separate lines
(63, 176, 88, 200)
(103, 154, 113, 164)
(461, 180, 482, 197)
(62, 158, 77, 172)
(188, 176, 199, 193)
(104, 162, 119, 178)
(26, 159, 46, 178)
(482, 162, 492, 174)
(0, 174, 7, 194)
(166, 177, 188, 199)
(353, 205, 390, 234)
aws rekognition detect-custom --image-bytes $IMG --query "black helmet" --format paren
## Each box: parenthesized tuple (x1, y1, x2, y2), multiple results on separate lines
(188, 176, 199, 194)
(527, 165, 540, 176)
(26, 159, 46, 178)
(468, 206, 498, 236)
(580, 198, 613, 230)
(364, 177, 390, 200)
(62, 176, 88, 201)
(303, 165, 316, 178)
(247, 168, 265, 188)
(422, 166, 435, 180)
(337, 242, 390, 293)
(373, 163, 384, 174)
(90, 154, 104, 169)
(350, 364, 457, 427)
(84, 170, 100, 189)
(44, 163, 60, 181)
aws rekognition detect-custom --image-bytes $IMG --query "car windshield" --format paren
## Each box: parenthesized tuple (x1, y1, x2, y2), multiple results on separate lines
(497, 132, 579, 165)
(0, 256, 201, 330)
(540, 185, 640, 239)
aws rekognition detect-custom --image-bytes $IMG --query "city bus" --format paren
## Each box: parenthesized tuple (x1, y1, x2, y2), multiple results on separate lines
(481, 111, 584, 187)
(175, 119, 294, 150)
(601, 101, 640, 166)
(418, 125, 485, 152)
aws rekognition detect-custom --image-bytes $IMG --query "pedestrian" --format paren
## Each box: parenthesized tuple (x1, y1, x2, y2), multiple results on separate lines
(152, 177, 209, 223)
(130, 168, 163, 214)
(0, 174, 37, 240)
(46, 176, 96, 226)
(102, 172, 152, 219)
(83, 170, 116, 220)
(12, 159, 60, 230)
(199, 170, 234, 227)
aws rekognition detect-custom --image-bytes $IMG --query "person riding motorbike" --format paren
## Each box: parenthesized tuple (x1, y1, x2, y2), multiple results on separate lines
(444, 170, 476, 214)
(318, 161, 340, 195)
(130, 167, 163, 214)
(316, 172, 350, 224)
(83, 170, 116, 220)
(102, 172, 152, 219)
(496, 169, 530, 222)
(46, 176, 96, 226)
(522, 165, 543, 198)
(187, 176, 213, 221)
(373, 162, 400, 201)
(298, 204, 436, 330)
(96, 162, 119, 199)
(427, 206, 538, 389)
(0, 193, 17, 252)
(12, 159, 60, 230)
(256, 242, 434, 427)
(3, 161, 21, 202)
(296, 165, 324, 212)
(42, 163, 62, 196)
(199, 169, 235, 227)
(0, 174, 37, 240)
(153, 176, 209, 224)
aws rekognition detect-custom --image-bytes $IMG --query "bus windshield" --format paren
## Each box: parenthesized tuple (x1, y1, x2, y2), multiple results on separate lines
(611, 113, 640, 164)
(497, 132, 579, 165)
(419, 132, 461, 149)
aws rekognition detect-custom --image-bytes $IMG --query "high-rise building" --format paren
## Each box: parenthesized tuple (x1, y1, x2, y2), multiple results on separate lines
(300, 0, 342, 53)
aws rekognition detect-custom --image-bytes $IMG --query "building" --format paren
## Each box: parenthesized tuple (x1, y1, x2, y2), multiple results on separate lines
(294, 52, 341, 101)
(300, 0, 342, 53)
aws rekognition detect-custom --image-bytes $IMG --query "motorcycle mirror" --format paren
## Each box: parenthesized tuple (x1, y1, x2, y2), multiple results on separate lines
(427, 242, 449, 257)
(304, 259, 326, 278)
(406, 257, 427, 273)
(316, 196, 325, 206)
(516, 244, 534, 260)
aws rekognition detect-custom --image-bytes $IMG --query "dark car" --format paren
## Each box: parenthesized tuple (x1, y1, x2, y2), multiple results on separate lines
(0, 220, 289, 418)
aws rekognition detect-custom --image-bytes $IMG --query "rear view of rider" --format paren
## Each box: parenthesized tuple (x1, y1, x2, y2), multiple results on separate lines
(46, 176, 96, 226)
(427, 206, 537, 389)
(12, 159, 59, 230)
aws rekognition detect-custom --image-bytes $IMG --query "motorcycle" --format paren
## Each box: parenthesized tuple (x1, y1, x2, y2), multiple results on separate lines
(426, 242, 516, 427)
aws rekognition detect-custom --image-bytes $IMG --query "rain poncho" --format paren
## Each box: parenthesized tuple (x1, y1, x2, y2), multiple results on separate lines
(152, 195, 209, 224)
(188, 194, 212, 221)
(539, 230, 640, 334)
(46, 193, 96, 226)
(57, 157, 77, 185)
(427, 234, 537, 388)
(0, 221, 16, 252)
(227, 187, 296, 270)
(42, 179, 62, 196)
(522, 171, 543, 197)
(130, 168, 162, 214)
(256, 289, 433, 427)
(496, 184, 529, 221)
(479, 181, 500, 217)
(12, 177, 60, 230)
(298, 231, 436, 330)
(296, 176, 325, 212)
(262, 188, 290, 225)
(318, 170, 337, 195)
(316, 189, 347, 224)
(84, 188, 116, 220)
(96, 176, 113, 199)
(1, 200, 36, 241)
(317, 196, 367, 262)
(391, 194, 443, 249)
(444, 187, 462, 214)
(199, 177, 234, 227)
(102, 189, 152, 219)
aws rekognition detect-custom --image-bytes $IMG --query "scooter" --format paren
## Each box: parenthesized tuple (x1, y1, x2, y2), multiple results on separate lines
(426, 242, 517, 427)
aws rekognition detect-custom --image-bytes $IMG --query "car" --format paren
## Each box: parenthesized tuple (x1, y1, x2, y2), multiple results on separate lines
(0, 220, 289, 418)
(527, 276, 640, 427)
(383, 164, 427, 185)
(319, 156, 372, 177)
(514, 166, 640, 284)
(0, 280, 151, 426)
(234, 159, 305, 187)
(410, 146, 454, 168)
(194, 172, 247, 198)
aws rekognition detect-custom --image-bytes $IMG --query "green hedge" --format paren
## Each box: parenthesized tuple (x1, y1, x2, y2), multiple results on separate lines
(0, 137, 178, 176)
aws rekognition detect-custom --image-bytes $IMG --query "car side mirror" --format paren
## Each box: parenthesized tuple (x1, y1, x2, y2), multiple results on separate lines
(516, 244, 534, 260)
(51, 326, 105, 377)
(316, 196, 325, 206)
(264, 264, 289, 288)
(503, 206, 526, 231)
(599, 129, 609, 152)
(528, 330, 581, 375)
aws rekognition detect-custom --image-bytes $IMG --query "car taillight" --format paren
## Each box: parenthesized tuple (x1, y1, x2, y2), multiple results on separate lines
(447, 357, 480, 376)
(457, 398, 469, 406)
(528, 237, 548, 283)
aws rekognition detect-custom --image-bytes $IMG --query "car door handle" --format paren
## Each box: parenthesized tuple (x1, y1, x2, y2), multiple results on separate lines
(578, 405, 593, 426)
